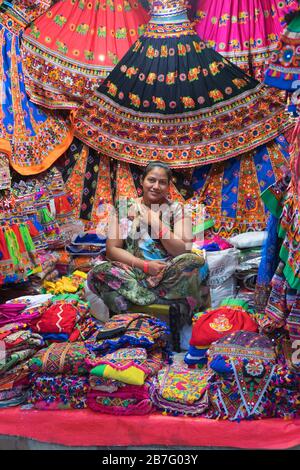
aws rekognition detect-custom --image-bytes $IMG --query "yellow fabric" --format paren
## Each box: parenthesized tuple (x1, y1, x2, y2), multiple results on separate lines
(72, 270, 88, 279)
(43, 276, 78, 294)
(103, 365, 146, 386)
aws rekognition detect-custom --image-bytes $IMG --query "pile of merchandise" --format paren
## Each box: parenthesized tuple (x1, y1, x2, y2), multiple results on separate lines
(0, 0, 299, 427)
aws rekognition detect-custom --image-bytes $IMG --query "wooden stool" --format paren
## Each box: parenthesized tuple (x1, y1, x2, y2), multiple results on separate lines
(127, 303, 181, 352)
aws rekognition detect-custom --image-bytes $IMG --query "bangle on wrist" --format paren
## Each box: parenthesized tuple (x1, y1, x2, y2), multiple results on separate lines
(143, 261, 149, 274)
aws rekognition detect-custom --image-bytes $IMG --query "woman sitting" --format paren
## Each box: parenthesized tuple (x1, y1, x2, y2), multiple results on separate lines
(87, 162, 211, 320)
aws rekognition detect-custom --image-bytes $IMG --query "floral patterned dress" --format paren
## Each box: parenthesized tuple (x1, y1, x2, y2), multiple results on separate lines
(88, 198, 210, 316)
(0, 0, 73, 175)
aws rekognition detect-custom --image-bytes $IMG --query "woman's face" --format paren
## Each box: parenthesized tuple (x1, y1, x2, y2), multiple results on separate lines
(141, 167, 170, 205)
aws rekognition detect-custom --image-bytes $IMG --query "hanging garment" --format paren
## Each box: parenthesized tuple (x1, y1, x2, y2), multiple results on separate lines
(57, 138, 114, 230)
(0, 153, 11, 190)
(73, 0, 293, 168)
(191, 136, 291, 235)
(0, 0, 73, 175)
(291, 119, 300, 206)
(194, 0, 298, 81)
(21, 0, 149, 109)
(56, 137, 194, 230)
(0, 222, 41, 286)
(265, 10, 300, 92)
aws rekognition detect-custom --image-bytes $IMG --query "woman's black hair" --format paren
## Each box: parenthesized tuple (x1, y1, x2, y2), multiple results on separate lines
(141, 161, 173, 183)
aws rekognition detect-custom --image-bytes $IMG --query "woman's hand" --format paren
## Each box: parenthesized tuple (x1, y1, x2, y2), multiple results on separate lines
(147, 260, 167, 276)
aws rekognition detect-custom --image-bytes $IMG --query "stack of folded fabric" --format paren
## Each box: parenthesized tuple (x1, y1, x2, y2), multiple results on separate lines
(150, 357, 211, 416)
(6, 292, 96, 344)
(5, 294, 53, 309)
(27, 342, 91, 409)
(86, 347, 165, 415)
(185, 299, 258, 368)
(0, 320, 45, 407)
(193, 235, 233, 253)
(0, 364, 30, 408)
(0, 302, 42, 326)
(70, 254, 106, 274)
(206, 331, 279, 420)
(27, 375, 89, 410)
(85, 313, 170, 414)
(27, 293, 98, 344)
(67, 233, 106, 256)
(229, 231, 268, 292)
(66, 232, 106, 273)
(86, 313, 170, 355)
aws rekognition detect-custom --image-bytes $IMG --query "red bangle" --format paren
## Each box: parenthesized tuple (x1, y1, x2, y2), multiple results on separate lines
(143, 261, 149, 274)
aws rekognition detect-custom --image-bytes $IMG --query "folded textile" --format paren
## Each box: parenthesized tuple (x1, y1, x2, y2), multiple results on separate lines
(184, 346, 208, 367)
(27, 374, 89, 410)
(150, 361, 210, 416)
(72, 233, 106, 246)
(193, 235, 233, 252)
(2, 330, 44, 352)
(28, 397, 87, 410)
(87, 313, 169, 354)
(0, 348, 36, 375)
(87, 384, 153, 415)
(265, 365, 300, 418)
(41, 333, 69, 342)
(68, 316, 101, 343)
(207, 331, 278, 420)
(87, 348, 165, 386)
(31, 303, 78, 335)
(0, 322, 29, 340)
(29, 294, 90, 337)
(0, 394, 27, 408)
(229, 232, 268, 249)
(89, 375, 126, 393)
(0, 364, 29, 392)
(0, 304, 34, 327)
(66, 245, 105, 256)
(28, 342, 91, 376)
(70, 254, 106, 273)
(0, 386, 27, 402)
(6, 294, 53, 310)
